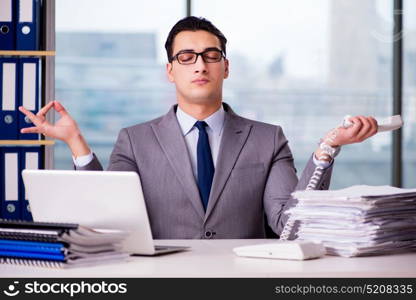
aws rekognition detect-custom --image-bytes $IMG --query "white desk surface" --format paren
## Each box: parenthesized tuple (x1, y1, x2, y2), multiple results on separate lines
(1, 239, 415, 278)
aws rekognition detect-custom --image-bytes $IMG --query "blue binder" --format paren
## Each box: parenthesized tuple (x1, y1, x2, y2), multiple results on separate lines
(16, 0, 41, 50)
(19, 146, 42, 221)
(0, 239, 64, 254)
(0, 0, 16, 50)
(18, 57, 40, 140)
(0, 58, 19, 140)
(0, 250, 65, 261)
(0, 147, 22, 220)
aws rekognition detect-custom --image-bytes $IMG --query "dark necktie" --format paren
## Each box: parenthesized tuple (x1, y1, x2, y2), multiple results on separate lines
(194, 121, 215, 211)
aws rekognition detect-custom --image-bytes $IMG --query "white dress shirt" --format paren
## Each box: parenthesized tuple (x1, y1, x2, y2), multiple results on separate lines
(176, 105, 225, 179)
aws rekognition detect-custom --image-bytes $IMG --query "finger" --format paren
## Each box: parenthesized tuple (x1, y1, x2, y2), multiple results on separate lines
(356, 116, 371, 141)
(367, 116, 378, 136)
(359, 116, 377, 137)
(20, 127, 41, 134)
(18, 106, 43, 127)
(357, 117, 377, 142)
(346, 116, 363, 136)
(36, 101, 55, 118)
(54, 100, 70, 117)
(361, 116, 378, 140)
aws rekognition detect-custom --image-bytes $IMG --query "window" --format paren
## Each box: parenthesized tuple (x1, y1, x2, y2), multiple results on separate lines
(403, 0, 416, 187)
(193, 0, 393, 188)
(55, 0, 185, 169)
(55, 1, 410, 189)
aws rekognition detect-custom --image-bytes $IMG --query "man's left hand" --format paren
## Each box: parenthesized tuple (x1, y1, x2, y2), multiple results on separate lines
(323, 115, 378, 147)
(314, 116, 378, 162)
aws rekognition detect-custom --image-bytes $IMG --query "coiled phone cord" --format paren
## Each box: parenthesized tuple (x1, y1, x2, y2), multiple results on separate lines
(280, 128, 341, 240)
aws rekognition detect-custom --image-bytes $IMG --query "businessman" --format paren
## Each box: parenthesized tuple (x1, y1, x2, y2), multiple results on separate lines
(19, 17, 378, 239)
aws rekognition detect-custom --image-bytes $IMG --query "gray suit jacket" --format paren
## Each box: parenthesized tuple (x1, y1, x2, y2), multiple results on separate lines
(76, 103, 333, 239)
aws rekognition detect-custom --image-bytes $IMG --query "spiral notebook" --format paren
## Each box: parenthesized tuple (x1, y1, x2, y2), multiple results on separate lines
(0, 219, 130, 268)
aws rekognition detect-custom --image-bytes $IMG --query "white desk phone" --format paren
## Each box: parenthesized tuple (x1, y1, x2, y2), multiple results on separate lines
(233, 115, 404, 260)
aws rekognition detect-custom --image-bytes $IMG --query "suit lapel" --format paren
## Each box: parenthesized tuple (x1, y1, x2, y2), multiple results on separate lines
(151, 106, 205, 221)
(204, 106, 252, 222)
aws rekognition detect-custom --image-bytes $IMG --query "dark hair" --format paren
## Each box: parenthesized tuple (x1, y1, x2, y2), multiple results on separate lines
(164, 16, 227, 62)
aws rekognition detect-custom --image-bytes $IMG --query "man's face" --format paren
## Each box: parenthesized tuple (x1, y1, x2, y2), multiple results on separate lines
(166, 30, 229, 106)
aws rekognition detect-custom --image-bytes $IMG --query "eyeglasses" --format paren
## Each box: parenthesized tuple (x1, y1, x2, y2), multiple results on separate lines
(171, 48, 225, 65)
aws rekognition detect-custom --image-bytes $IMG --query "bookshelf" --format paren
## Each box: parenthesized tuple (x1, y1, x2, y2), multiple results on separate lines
(0, 140, 55, 146)
(0, 0, 56, 221)
(0, 0, 55, 169)
(0, 51, 56, 56)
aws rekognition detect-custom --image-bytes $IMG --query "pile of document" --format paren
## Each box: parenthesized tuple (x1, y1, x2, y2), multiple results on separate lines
(0, 220, 130, 268)
(288, 185, 416, 257)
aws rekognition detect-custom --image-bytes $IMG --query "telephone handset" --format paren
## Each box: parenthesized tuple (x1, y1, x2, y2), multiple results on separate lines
(343, 115, 403, 132)
(279, 115, 404, 241)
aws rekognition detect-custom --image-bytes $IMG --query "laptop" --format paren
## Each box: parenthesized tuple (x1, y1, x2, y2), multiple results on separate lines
(22, 169, 188, 255)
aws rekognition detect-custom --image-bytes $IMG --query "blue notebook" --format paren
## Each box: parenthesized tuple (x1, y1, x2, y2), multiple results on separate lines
(0, 239, 64, 254)
(0, 250, 65, 261)
(0, 221, 72, 262)
(0, 220, 128, 268)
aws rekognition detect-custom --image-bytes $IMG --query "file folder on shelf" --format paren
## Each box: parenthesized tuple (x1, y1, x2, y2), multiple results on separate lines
(16, 0, 41, 50)
(0, 0, 16, 50)
(19, 146, 42, 221)
(0, 58, 19, 140)
(0, 147, 21, 220)
(18, 57, 40, 140)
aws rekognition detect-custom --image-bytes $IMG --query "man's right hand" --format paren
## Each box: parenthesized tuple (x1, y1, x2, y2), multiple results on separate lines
(19, 100, 91, 157)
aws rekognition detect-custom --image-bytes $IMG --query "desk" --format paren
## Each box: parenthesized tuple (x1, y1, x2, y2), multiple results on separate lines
(1, 240, 415, 277)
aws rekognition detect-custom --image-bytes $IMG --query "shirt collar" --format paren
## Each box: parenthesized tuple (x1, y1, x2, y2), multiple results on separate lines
(176, 104, 225, 136)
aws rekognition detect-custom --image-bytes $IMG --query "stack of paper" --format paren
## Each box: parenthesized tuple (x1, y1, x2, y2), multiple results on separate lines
(288, 185, 416, 257)
(0, 220, 130, 268)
